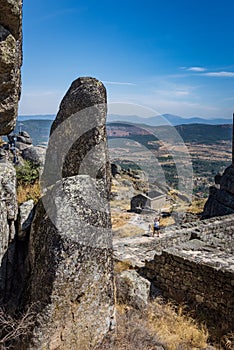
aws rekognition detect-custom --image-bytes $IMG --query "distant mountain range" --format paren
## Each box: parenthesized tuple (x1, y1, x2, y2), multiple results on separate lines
(107, 114, 232, 126)
(18, 113, 232, 126)
(14, 119, 232, 146)
(18, 115, 55, 121)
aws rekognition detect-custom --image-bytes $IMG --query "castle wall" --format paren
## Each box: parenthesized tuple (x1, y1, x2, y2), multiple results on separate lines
(144, 214, 234, 333)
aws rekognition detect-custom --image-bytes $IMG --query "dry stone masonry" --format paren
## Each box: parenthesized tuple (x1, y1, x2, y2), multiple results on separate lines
(143, 215, 234, 334)
(0, 0, 22, 135)
(145, 243, 233, 334)
(23, 77, 115, 349)
(114, 214, 234, 335)
(114, 214, 234, 266)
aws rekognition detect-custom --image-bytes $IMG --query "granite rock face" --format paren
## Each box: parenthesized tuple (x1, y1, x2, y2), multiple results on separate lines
(116, 270, 151, 310)
(203, 165, 234, 218)
(0, 160, 17, 263)
(0, 0, 22, 135)
(0, 160, 18, 303)
(22, 145, 46, 167)
(16, 132, 33, 145)
(43, 77, 111, 193)
(23, 77, 115, 349)
(18, 199, 35, 240)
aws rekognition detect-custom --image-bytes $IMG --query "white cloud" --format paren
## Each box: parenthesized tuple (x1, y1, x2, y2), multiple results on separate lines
(103, 81, 137, 86)
(180, 67, 207, 72)
(203, 71, 234, 77)
(152, 82, 197, 99)
(154, 89, 190, 97)
(187, 67, 207, 72)
(174, 90, 190, 96)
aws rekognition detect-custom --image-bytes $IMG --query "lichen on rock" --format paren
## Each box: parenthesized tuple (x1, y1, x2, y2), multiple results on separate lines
(203, 165, 234, 218)
(0, 0, 22, 135)
(0, 160, 17, 263)
(22, 77, 115, 349)
(0, 159, 18, 306)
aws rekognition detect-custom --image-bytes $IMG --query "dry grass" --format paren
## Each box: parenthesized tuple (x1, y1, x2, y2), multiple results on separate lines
(111, 210, 145, 238)
(0, 137, 4, 147)
(220, 333, 234, 350)
(97, 300, 211, 350)
(97, 305, 163, 350)
(160, 216, 175, 228)
(114, 260, 133, 274)
(17, 180, 41, 204)
(111, 212, 134, 229)
(113, 224, 145, 238)
(147, 299, 209, 350)
(0, 304, 37, 349)
(187, 198, 207, 214)
(111, 199, 131, 211)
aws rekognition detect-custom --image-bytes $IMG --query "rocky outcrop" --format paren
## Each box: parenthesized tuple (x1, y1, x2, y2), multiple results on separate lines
(16, 131, 33, 145)
(21, 145, 46, 166)
(44, 77, 111, 191)
(0, 160, 17, 264)
(0, 0, 22, 135)
(203, 165, 234, 218)
(116, 269, 151, 310)
(22, 77, 114, 349)
(0, 160, 18, 305)
(111, 163, 122, 177)
(18, 199, 35, 240)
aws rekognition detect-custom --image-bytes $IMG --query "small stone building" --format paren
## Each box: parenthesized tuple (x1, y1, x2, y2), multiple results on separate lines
(131, 190, 166, 212)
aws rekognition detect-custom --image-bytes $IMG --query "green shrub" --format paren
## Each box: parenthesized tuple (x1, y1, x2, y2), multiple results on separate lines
(16, 161, 39, 186)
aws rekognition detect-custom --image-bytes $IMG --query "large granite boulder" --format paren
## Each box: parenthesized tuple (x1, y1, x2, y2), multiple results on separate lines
(116, 270, 151, 310)
(21, 145, 46, 166)
(43, 77, 111, 193)
(0, 160, 17, 264)
(111, 163, 122, 177)
(15, 141, 31, 152)
(16, 132, 33, 145)
(203, 165, 234, 218)
(0, 0, 22, 135)
(18, 199, 35, 240)
(22, 77, 115, 349)
(0, 160, 18, 305)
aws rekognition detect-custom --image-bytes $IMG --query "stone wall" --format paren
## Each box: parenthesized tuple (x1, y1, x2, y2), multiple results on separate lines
(144, 214, 234, 333)
(114, 214, 234, 267)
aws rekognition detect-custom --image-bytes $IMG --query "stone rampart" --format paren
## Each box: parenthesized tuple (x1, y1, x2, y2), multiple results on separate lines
(114, 214, 234, 267)
(144, 214, 234, 333)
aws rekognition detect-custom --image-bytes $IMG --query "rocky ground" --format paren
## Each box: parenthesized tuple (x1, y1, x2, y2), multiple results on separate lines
(110, 165, 202, 239)
(110, 165, 204, 267)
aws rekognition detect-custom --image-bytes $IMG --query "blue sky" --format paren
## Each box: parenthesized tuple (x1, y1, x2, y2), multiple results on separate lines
(19, 0, 234, 118)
